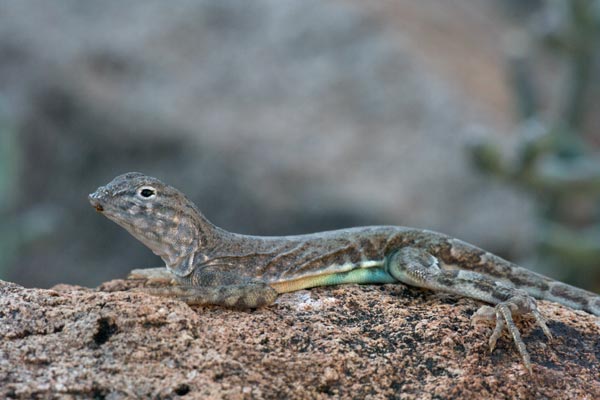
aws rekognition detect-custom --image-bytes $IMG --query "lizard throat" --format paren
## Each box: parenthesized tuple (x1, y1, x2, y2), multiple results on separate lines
(103, 211, 204, 277)
(129, 226, 203, 277)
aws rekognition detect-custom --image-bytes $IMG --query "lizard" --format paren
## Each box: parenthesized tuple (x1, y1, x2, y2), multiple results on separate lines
(89, 172, 600, 374)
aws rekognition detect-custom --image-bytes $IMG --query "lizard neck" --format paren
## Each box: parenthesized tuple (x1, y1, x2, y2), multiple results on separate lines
(158, 207, 235, 277)
(114, 197, 233, 277)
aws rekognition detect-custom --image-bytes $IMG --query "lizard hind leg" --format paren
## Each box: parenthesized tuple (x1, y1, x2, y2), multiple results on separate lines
(385, 247, 552, 373)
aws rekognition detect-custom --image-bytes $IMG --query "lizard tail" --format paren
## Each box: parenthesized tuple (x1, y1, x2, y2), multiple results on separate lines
(537, 278, 600, 317)
(499, 261, 600, 316)
(449, 238, 600, 317)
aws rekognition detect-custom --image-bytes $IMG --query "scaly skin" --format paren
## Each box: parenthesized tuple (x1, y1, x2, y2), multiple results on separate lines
(89, 172, 600, 373)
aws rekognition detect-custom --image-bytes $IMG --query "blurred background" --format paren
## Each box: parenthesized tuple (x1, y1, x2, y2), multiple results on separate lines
(1, 0, 599, 292)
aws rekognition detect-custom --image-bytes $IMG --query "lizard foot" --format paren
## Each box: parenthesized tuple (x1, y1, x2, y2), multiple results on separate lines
(472, 292, 552, 374)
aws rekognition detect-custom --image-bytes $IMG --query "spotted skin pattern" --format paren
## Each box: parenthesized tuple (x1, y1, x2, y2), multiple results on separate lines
(89, 172, 600, 374)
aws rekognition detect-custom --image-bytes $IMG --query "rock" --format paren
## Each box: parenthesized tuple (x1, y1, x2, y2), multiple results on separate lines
(1, 279, 598, 399)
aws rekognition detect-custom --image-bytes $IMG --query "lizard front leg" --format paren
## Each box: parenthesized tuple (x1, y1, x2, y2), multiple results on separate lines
(128, 267, 278, 308)
(385, 247, 552, 373)
(128, 267, 176, 284)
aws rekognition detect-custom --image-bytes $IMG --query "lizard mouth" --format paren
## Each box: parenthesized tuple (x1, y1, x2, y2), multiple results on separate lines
(88, 193, 105, 212)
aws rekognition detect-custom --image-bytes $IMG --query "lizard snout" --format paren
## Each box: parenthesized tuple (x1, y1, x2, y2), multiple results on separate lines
(88, 189, 107, 212)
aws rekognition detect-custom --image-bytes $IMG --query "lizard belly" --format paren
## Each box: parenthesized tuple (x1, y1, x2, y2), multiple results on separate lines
(269, 264, 395, 293)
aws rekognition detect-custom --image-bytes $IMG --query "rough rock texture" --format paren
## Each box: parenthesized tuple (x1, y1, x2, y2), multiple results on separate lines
(1, 279, 599, 399)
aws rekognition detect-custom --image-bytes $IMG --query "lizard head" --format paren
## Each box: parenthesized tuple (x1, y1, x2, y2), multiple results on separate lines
(89, 172, 209, 276)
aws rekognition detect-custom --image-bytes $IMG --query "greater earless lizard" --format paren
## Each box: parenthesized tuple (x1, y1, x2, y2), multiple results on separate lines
(89, 172, 600, 373)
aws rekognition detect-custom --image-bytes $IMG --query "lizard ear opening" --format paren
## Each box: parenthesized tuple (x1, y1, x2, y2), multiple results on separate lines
(137, 186, 156, 199)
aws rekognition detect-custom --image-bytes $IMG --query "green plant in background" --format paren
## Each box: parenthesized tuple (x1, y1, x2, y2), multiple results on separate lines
(0, 105, 21, 279)
(0, 103, 59, 282)
(471, 0, 600, 290)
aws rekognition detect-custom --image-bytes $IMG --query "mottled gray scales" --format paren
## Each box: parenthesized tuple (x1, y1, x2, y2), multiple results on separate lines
(287, 243, 357, 276)
(143, 283, 277, 308)
(90, 172, 600, 374)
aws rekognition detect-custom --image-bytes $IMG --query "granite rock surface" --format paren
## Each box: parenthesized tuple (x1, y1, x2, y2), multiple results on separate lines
(1, 279, 599, 399)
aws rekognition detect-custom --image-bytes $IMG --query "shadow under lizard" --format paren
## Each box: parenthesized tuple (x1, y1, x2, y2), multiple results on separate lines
(89, 172, 600, 374)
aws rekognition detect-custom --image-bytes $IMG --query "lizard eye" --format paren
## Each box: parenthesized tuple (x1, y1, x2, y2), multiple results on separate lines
(137, 186, 156, 199)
